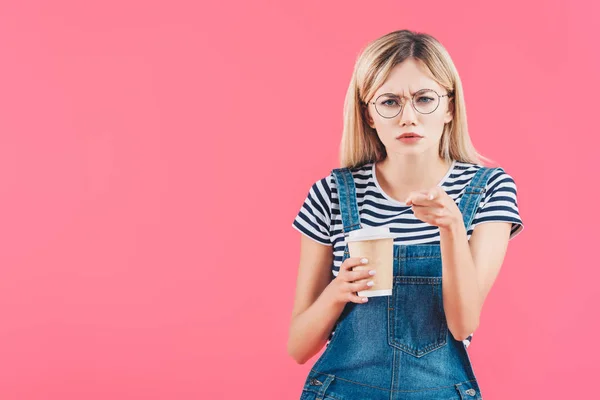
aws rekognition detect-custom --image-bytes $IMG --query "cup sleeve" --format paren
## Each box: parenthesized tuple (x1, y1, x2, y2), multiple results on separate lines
(470, 168, 524, 241)
(291, 176, 332, 246)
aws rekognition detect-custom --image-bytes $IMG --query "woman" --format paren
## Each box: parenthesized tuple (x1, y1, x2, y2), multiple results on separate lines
(288, 30, 524, 400)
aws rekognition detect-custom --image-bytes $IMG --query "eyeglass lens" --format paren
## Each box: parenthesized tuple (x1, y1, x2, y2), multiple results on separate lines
(374, 89, 441, 117)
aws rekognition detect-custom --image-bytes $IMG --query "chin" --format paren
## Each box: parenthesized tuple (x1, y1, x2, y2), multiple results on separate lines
(390, 148, 427, 157)
(390, 142, 434, 154)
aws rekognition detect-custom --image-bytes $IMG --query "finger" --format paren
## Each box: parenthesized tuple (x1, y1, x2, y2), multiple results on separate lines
(405, 191, 414, 205)
(349, 280, 374, 292)
(428, 190, 436, 200)
(346, 268, 376, 282)
(406, 190, 428, 205)
(404, 189, 424, 205)
(347, 292, 369, 304)
(344, 279, 373, 293)
(341, 256, 369, 271)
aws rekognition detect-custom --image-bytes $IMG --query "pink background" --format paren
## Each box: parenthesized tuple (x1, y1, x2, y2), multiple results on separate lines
(0, 1, 596, 399)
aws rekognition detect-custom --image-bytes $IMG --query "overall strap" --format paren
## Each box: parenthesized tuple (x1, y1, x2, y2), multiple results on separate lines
(458, 166, 499, 231)
(331, 168, 362, 236)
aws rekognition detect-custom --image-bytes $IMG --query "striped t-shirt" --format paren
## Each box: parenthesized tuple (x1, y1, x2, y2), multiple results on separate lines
(292, 159, 524, 348)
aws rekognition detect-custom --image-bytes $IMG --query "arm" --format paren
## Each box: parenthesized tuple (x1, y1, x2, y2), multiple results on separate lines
(287, 234, 345, 364)
(440, 220, 511, 340)
(406, 177, 519, 342)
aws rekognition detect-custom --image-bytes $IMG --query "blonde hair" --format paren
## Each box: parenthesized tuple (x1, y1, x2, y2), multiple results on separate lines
(340, 29, 495, 168)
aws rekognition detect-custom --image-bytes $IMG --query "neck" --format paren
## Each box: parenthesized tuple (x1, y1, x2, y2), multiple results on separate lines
(375, 152, 452, 195)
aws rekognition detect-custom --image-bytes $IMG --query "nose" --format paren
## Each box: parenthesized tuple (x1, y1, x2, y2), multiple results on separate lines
(398, 98, 417, 126)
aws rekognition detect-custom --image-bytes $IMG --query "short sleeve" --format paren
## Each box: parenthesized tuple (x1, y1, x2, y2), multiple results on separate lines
(291, 175, 333, 246)
(471, 168, 524, 241)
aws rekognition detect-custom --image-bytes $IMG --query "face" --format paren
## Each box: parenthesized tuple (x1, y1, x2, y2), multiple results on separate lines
(364, 58, 453, 158)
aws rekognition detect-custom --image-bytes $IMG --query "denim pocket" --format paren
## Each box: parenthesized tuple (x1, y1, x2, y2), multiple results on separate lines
(300, 373, 338, 400)
(388, 275, 448, 357)
(299, 389, 340, 400)
(299, 389, 315, 400)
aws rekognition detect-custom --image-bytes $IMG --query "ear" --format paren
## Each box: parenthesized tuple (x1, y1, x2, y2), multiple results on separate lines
(444, 97, 454, 124)
(362, 104, 376, 129)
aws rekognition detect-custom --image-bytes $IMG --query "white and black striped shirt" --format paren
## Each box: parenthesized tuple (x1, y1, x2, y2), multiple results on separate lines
(292, 160, 524, 348)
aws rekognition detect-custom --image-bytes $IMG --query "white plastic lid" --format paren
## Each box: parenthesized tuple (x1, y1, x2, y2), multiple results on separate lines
(344, 226, 394, 242)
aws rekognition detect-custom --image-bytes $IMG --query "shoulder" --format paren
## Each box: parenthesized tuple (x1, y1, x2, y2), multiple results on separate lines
(327, 162, 374, 191)
(452, 161, 516, 185)
(305, 173, 334, 209)
(464, 163, 523, 239)
(302, 164, 370, 209)
(455, 162, 522, 224)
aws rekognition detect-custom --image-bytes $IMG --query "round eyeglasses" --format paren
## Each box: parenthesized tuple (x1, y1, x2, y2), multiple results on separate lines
(362, 88, 453, 118)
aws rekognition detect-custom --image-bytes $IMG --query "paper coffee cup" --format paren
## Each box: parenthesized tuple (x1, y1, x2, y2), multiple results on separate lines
(344, 227, 394, 297)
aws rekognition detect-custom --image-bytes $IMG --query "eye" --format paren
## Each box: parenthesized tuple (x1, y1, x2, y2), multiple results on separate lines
(380, 99, 400, 106)
(416, 96, 434, 103)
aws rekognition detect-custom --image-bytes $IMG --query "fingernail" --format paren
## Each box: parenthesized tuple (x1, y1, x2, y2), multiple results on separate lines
(367, 281, 374, 287)
(369, 270, 376, 275)
(362, 297, 368, 302)
(361, 258, 368, 264)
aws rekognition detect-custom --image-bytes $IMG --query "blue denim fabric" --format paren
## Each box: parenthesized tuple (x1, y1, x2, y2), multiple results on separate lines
(299, 165, 497, 400)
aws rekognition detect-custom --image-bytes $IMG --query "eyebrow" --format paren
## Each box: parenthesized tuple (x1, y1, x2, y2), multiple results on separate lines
(379, 89, 428, 96)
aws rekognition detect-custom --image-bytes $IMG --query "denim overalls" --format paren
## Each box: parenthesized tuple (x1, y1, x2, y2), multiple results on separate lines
(300, 165, 498, 400)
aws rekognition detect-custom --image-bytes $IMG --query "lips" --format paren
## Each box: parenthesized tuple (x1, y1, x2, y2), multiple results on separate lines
(397, 132, 423, 139)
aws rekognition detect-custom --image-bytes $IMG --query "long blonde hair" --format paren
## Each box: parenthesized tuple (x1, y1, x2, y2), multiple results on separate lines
(340, 29, 495, 168)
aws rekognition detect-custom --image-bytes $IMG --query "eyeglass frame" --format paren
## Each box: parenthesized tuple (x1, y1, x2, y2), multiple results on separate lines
(361, 88, 454, 118)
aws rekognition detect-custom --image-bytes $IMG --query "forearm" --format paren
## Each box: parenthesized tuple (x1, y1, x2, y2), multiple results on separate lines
(439, 221, 481, 340)
(287, 285, 346, 365)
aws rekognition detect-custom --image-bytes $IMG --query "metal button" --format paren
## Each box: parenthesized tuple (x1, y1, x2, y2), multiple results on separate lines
(465, 388, 476, 396)
(310, 378, 323, 386)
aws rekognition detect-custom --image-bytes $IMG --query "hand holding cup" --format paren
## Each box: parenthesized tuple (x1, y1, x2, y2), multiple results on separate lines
(328, 257, 377, 305)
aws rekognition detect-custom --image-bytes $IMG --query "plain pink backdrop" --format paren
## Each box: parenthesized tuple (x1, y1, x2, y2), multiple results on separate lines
(0, 1, 597, 399)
